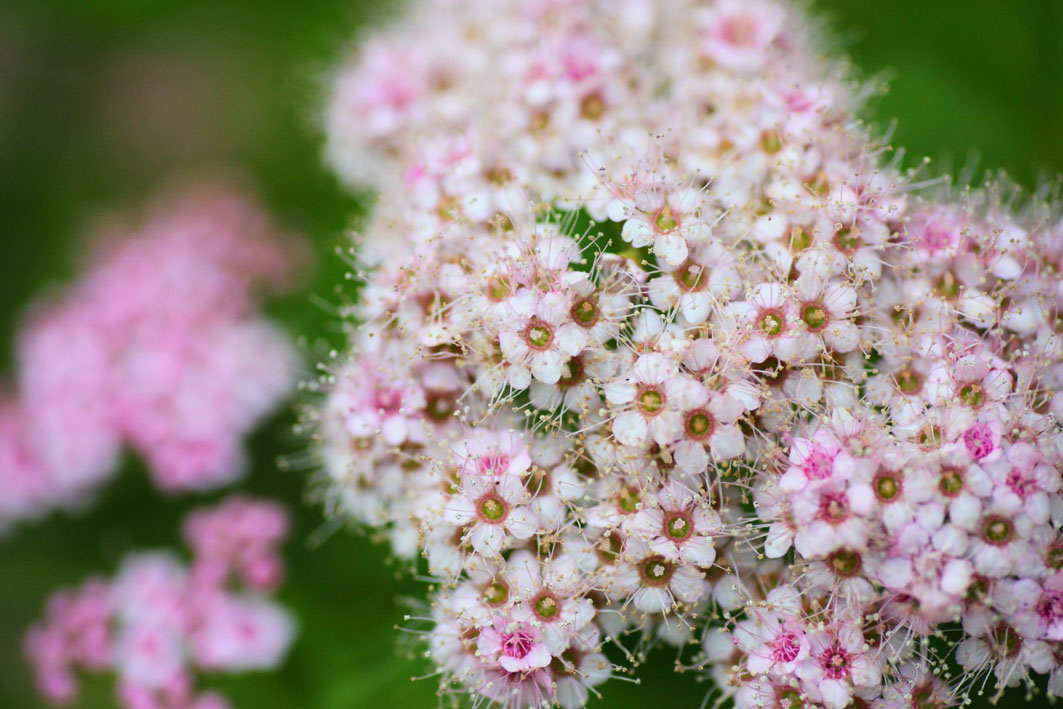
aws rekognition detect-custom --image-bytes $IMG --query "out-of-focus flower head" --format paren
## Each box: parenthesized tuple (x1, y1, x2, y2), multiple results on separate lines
(24, 496, 295, 709)
(0, 185, 305, 533)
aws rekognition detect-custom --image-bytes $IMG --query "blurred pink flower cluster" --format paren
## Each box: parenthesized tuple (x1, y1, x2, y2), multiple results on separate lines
(0, 186, 303, 532)
(24, 496, 295, 709)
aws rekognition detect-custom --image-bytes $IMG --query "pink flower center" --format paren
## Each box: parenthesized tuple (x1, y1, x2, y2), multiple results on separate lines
(373, 388, 404, 415)
(1036, 592, 1063, 626)
(721, 16, 759, 47)
(962, 424, 996, 460)
(477, 454, 510, 476)
(770, 631, 801, 663)
(802, 447, 836, 480)
(502, 628, 537, 659)
(819, 644, 851, 680)
(1005, 468, 1036, 499)
(919, 223, 954, 252)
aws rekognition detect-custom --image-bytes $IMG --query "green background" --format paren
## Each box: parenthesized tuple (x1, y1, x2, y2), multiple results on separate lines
(0, 1, 1060, 706)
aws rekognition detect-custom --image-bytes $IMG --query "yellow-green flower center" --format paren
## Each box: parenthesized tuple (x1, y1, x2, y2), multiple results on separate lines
(618, 486, 641, 514)
(487, 276, 512, 301)
(981, 515, 1013, 545)
(990, 623, 1022, 658)
(483, 582, 508, 607)
(639, 555, 674, 586)
(637, 387, 665, 415)
(959, 383, 984, 408)
(935, 271, 960, 299)
(479, 496, 507, 522)
(525, 321, 553, 350)
(655, 208, 678, 232)
(571, 298, 599, 327)
(759, 311, 785, 336)
(558, 356, 586, 389)
(787, 226, 812, 251)
(918, 424, 943, 449)
(801, 303, 828, 330)
(580, 92, 606, 120)
(938, 468, 964, 497)
(761, 129, 782, 153)
(685, 410, 714, 441)
(664, 514, 693, 541)
(896, 369, 922, 394)
(597, 532, 622, 563)
(874, 472, 900, 501)
(833, 227, 859, 252)
(534, 593, 560, 620)
(675, 262, 704, 291)
(827, 549, 862, 578)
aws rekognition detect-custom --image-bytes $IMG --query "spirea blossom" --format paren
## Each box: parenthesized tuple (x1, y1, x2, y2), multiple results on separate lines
(0, 186, 303, 532)
(24, 496, 295, 709)
(314, 0, 1063, 706)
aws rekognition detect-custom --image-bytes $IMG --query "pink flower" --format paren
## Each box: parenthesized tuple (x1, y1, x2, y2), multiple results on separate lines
(24, 497, 294, 708)
(182, 497, 289, 591)
(476, 615, 552, 673)
(620, 186, 707, 267)
(499, 289, 587, 385)
(962, 421, 1003, 462)
(733, 588, 809, 676)
(604, 352, 694, 448)
(670, 378, 748, 472)
(791, 274, 861, 354)
(506, 551, 595, 655)
(696, 0, 785, 72)
(1, 188, 302, 530)
(778, 429, 851, 493)
(726, 283, 808, 364)
(606, 538, 709, 613)
(647, 240, 741, 324)
(628, 480, 720, 568)
(791, 478, 871, 558)
(795, 620, 882, 709)
(983, 441, 1059, 524)
(443, 467, 538, 557)
(189, 593, 295, 672)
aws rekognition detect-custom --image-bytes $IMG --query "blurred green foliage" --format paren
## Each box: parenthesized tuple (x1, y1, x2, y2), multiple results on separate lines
(0, 1, 1060, 707)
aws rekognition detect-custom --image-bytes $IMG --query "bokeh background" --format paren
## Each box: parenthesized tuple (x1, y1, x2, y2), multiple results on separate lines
(1, 0, 1061, 706)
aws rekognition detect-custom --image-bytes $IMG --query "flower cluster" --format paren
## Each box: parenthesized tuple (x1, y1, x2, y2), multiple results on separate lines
(317, 0, 1063, 706)
(24, 496, 295, 709)
(0, 186, 303, 533)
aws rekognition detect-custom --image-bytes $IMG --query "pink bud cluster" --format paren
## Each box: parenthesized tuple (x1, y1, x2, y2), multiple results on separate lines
(24, 496, 295, 709)
(0, 186, 303, 532)
(316, 0, 1063, 706)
